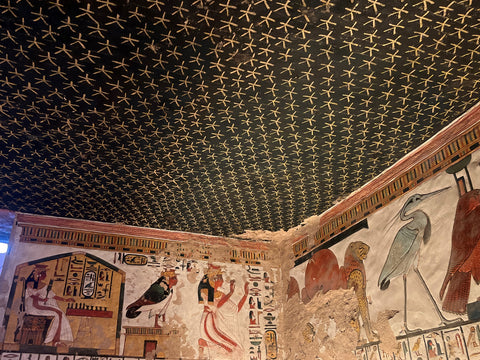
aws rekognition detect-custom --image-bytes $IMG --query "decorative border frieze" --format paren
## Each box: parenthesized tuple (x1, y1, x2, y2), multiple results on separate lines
(16, 215, 270, 265)
(293, 104, 480, 259)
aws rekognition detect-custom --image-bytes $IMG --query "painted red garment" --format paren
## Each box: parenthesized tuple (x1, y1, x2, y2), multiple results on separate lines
(440, 189, 480, 314)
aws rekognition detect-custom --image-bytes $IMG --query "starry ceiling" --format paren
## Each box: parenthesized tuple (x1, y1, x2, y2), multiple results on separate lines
(1, 0, 480, 237)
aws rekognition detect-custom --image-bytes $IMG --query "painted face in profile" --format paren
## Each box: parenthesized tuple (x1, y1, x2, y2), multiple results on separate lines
(36, 269, 47, 281)
(213, 274, 223, 289)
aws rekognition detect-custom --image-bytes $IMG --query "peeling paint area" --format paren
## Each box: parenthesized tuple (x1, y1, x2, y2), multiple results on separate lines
(286, 149, 480, 360)
(283, 289, 359, 360)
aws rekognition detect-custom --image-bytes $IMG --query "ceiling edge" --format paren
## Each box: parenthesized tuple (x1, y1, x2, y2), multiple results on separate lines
(292, 101, 480, 258)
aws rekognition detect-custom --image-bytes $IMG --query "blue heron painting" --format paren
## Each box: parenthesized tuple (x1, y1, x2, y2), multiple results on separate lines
(378, 187, 460, 333)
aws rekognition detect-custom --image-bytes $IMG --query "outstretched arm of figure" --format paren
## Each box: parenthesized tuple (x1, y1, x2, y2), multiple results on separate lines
(53, 295, 75, 302)
(237, 281, 249, 312)
(217, 280, 236, 308)
(30, 293, 46, 302)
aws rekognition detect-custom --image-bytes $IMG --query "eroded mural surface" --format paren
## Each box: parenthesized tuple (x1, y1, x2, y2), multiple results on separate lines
(288, 151, 480, 359)
(0, 240, 279, 360)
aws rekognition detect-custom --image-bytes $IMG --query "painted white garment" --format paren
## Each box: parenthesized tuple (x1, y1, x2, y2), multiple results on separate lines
(24, 286, 73, 344)
(200, 299, 243, 359)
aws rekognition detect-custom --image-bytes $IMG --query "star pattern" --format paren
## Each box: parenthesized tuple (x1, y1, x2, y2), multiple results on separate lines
(1, 0, 480, 236)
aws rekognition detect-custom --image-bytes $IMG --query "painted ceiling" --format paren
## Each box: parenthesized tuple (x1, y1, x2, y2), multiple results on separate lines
(1, 0, 480, 237)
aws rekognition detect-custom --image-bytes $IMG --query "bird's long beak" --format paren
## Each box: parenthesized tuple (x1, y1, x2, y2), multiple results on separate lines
(419, 186, 451, 201)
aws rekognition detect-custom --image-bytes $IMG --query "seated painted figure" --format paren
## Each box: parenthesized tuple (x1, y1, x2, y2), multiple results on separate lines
(22, 264, 75, 346)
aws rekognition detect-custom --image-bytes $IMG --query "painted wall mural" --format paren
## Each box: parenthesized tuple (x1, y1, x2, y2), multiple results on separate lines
(288, 150, 480, 359)
(2, 148, 479, 360)
(377, 186, 462, 332)
(125, 268, 177, 327)
(0, 240, 278, 359)
(441, 155, 480, 316)
(2, 253, 124, 354)
(295, 241, 377, 343)
(197, 263, 248, 358)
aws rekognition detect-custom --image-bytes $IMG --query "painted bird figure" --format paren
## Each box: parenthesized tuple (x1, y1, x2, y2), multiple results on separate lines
(126, 270, 177, 327)
(378, 187, 460, 333)
(440, 189, 480, 314)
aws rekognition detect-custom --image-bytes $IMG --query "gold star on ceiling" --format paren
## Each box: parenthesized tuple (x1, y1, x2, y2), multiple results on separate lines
(1, 0, 480, 236)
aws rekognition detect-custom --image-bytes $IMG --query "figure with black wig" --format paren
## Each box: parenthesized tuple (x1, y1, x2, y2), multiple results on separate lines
(197, 264, 249, 359)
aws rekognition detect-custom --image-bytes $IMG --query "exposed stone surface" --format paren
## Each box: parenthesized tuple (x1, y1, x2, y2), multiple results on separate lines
(372, 310, 399, 355)
(270, 223, 401, 360)
(236, 215, 322, 243)
(283, 288, 359, 360)
(158, 323, 195, 359)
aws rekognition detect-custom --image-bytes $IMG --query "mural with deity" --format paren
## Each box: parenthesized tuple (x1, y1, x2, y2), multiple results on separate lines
(2, 253, 124, 354)
(197, 263, 249, 358)
(0, 239, 278, 360)
(288, 150, 480, 359)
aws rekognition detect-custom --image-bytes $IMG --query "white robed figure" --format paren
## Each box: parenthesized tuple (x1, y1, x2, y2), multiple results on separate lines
(23, 264, 75, 345)
(198, 264, 249, 359)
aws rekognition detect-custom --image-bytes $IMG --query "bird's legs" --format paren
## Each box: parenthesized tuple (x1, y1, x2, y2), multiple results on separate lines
(413, 268, 462, 326)
(403, 274, 421, 334)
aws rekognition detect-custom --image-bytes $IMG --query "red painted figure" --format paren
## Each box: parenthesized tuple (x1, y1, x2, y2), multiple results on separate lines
(440, 188, 480, 314)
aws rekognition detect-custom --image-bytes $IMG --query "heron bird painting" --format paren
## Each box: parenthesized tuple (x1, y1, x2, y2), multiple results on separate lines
(378, 186, 460, 333)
